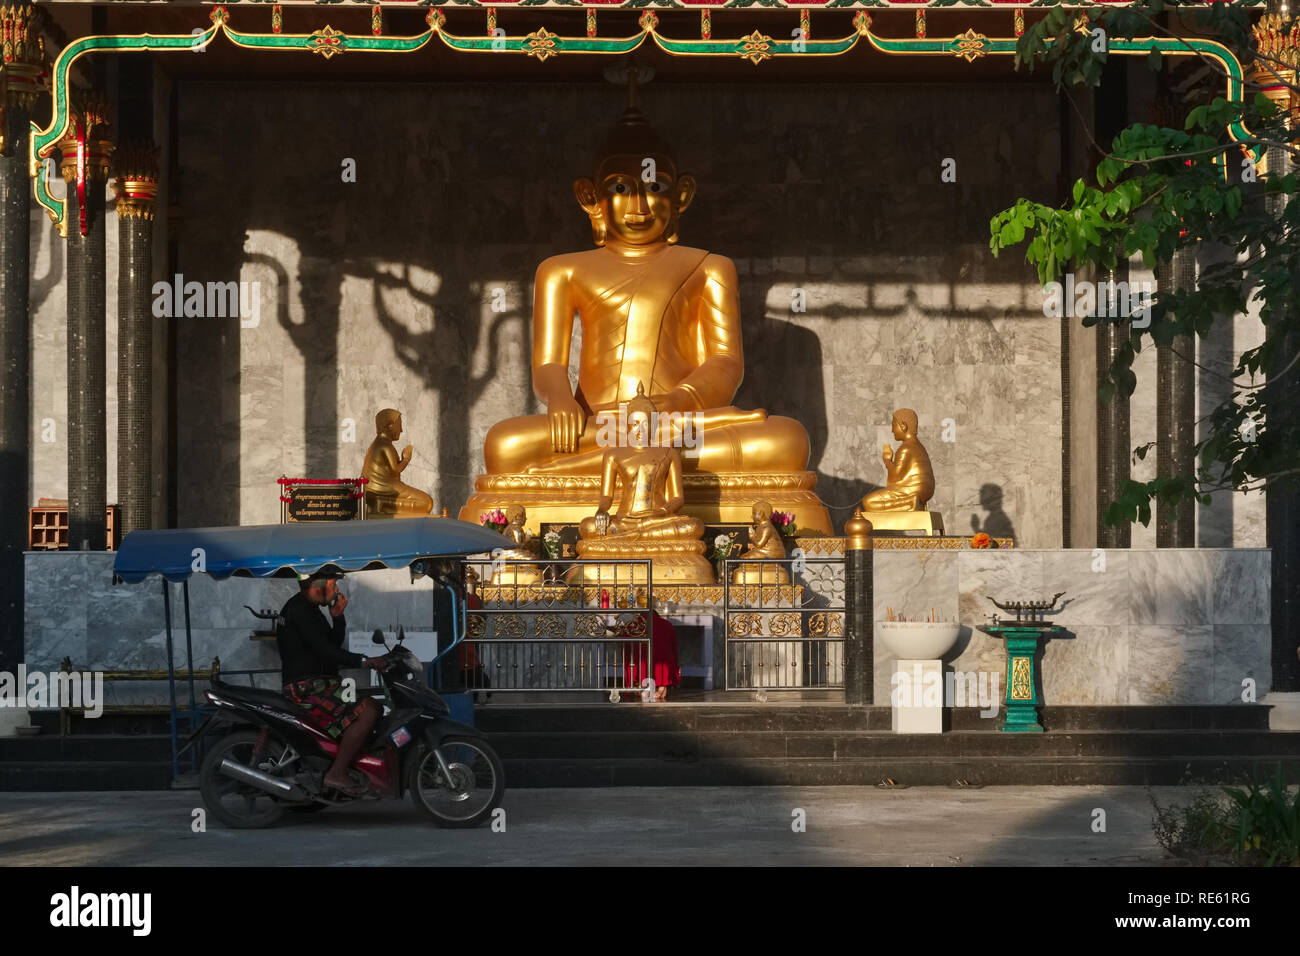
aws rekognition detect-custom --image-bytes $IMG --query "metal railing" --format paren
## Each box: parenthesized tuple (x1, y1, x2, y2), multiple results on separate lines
(457, 557, 654, 701)
(722, 553, 845, 691)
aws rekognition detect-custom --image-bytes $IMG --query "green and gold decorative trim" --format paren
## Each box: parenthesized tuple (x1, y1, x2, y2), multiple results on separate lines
(29, 3, 1251, 234)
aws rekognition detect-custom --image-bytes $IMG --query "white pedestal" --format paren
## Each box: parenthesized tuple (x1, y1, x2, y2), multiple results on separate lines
(0, 706, 32, 737)
(891, 659, 944, 734)
(1262, 692, 1300, 730)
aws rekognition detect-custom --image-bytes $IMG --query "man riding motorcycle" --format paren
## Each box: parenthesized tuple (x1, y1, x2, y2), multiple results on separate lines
(278, 572, 389, 796)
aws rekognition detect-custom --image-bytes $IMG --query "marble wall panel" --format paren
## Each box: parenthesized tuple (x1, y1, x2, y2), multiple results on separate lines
(1041, 626, 1128, 705)
(1211, 549, 1270, 625)
(1130, 550, 1215, 626)
(1128, 625, 1214, 704)
(1211, 624, 1272, 706)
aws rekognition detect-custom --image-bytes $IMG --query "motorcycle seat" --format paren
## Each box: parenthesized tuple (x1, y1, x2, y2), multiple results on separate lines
(210, 676, 294, 710)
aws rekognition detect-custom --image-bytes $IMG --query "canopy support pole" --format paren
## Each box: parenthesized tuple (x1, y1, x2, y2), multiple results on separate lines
(183, 578, 197, 733)
(162, 578, 178, 784)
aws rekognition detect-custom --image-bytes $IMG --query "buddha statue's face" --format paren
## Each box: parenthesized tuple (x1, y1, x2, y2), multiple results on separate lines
(891, 415, 910, 441)
(576, 154, 696, 249)
(753, 502, 772, 524)
(626, 409, 651, 449)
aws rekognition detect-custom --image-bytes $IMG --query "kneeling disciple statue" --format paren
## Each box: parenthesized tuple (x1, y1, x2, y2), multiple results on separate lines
(361, 408, 433, 518)
(492, 504, 543, 586)
(570, 383, 714, 587)
(732, 500, 791, 585)
(859, 408, 943, 535)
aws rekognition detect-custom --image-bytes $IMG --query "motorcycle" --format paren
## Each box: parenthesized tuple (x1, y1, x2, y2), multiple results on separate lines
(197, 623, 504, 830)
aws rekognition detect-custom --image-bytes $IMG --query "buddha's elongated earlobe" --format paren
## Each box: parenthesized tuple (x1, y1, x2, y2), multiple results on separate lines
(574, 177, 606, 246)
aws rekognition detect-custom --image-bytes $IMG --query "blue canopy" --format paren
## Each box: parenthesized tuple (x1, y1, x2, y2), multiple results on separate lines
(112, 517, 506, 583)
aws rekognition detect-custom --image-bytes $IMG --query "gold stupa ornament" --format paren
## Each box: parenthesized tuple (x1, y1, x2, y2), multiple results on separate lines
(460, 83, 831, 535)
(860, 408, 944, 535)
(361, 408, 433, 518)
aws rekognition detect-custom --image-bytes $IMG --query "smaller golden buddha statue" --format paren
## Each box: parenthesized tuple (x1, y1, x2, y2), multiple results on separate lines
(570, 383, 713, 586)
(492, 504, 543, 586)
(860, 408, 943, 534)
(361, 408, 433, 518)
(732, 500, 791, 585)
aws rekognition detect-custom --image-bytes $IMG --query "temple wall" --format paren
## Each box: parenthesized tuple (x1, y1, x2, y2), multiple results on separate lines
(170, 80, 1068, 544)
(19, 79, 1265, 550)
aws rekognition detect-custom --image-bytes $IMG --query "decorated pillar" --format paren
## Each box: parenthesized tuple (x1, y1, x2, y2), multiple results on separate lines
(843, 511, 873, 705)
(1155, 249, 1196, 546)
(59, 95, 115, 551)
(1095, 265, 1132, 549)
(112, 146, 159, 535)
(0, 3, 46, 670)
(1253, 11, 1300, 691)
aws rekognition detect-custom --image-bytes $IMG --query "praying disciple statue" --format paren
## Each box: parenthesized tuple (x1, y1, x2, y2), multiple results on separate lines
(732, 500, 791, 585)
(859, 408, 943, 535)
(492, 504, 542, 586)
(361, 408, 433, 518)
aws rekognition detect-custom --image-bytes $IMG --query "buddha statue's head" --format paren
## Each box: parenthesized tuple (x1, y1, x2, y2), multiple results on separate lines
(505, 503, 527, 528)
(752, 500, 774, 524)
(575, 92, 695, 249)
(376, 408, 403, 441)
(625, 381, 656, 448)
(892, 408, 919, 442)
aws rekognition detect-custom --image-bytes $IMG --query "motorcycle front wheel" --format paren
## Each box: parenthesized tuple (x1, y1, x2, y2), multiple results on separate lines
(408, 736, 504, 828)
(199, 730, 292, 830)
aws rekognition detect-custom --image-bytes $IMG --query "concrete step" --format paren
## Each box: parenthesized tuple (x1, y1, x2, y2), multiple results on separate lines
(475, 704, 1273, 734)
(0, 734, 172, 762)
(485, 729, 1300, 761)
(500, 754, 1300, 788)
(0, 761, 173, 792)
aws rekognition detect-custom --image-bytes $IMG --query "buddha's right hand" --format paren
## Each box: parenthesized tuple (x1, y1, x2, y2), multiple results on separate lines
(547, 395, 587, 453)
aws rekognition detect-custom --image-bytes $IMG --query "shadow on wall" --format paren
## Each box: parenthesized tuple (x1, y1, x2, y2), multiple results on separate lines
(360, 261, 522, 510)
(970, 483, 1017, 541)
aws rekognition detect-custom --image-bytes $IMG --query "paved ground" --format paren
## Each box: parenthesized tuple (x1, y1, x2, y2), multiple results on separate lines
(0, 785, 1199, 866)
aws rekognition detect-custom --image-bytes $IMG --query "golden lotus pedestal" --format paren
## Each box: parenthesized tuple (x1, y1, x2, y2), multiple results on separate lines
(564, 539, 716, 588)
(860, 511, 945, 535)
(459, 472, 833, 536)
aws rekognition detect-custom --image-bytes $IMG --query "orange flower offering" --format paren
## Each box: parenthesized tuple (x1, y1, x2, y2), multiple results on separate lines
(970, 532, 993, 549)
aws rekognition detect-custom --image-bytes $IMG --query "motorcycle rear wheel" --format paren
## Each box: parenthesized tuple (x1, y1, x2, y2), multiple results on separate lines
(408, 736, 504, 828)
(199, 730, 293, 829)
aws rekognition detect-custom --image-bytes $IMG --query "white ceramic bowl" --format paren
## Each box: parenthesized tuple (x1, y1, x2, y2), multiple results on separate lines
(876, 621, 962, 660)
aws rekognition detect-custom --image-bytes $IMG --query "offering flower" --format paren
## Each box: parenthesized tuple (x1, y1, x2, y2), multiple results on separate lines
(771, 510, 797, 535)
(480, 508, 508, 532)
(542, 529, 562, 559)
(970, 532, 993, 549)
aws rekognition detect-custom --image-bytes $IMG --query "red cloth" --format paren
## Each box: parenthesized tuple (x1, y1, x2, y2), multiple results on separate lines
(622, 612, 680, 690)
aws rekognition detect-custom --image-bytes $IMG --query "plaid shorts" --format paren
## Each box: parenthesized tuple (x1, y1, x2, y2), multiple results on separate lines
(283, 677, 360, 740)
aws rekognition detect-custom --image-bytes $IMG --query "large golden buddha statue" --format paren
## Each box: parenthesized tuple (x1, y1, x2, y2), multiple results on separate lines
(460, 90, 831, 535)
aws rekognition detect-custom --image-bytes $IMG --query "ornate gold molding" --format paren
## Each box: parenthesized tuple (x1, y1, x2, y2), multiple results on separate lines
(0, 3, 47, 155)
(111, 143, 160, 221)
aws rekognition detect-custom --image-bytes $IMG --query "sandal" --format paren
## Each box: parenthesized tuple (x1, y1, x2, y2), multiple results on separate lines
(325, 777, 370, 798)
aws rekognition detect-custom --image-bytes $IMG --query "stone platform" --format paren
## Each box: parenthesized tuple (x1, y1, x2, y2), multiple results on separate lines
(21, 545, 1273, 708)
